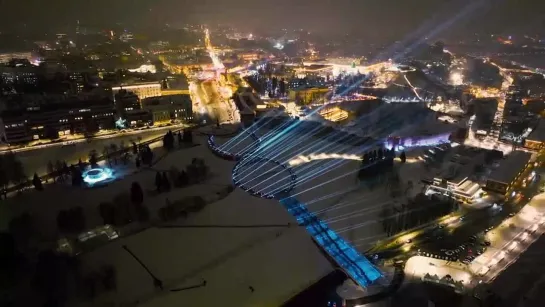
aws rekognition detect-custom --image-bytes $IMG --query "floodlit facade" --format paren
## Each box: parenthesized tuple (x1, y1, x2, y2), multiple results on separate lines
(524, 119, 545, 151)
(485, 151, 533, 195)
(112, 82, 162, 101)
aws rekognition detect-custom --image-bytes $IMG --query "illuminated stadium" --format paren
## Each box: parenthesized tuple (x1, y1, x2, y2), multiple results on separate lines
(208, 103, 452, 292)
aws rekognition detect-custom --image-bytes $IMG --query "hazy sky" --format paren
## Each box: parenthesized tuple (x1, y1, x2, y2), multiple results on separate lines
(1, 0, 544, 39)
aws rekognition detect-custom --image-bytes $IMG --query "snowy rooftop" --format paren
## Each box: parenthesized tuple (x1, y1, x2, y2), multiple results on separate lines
(527, 119, 545, 143)
(488, 151, 533, 184)
(73, 188, 333, 307)
(1, 134, 335, 307)
(432, 145, 486, 185)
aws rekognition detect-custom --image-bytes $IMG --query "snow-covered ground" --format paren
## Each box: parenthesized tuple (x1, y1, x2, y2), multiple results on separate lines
(73, 188, 332, 307)
(5, 121, 443, 306)
(4, 133, 335, 307)
(0, 138, 234, 239)
(230, 123, 433, 254)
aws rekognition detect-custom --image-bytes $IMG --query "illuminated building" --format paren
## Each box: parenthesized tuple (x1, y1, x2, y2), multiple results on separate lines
(524, 120, 545, 150)
(119, 32, 134, 43)
(114, 90, 141, 114)
(0, 98, 115, 143)
(128, 64, 157, 74)
(111, 82, 161, 101)
(238, 52, 260, 62)
(141, 94, 193, 124)
(0, 64, 39, 86)
(429, 177, 483, 203)
(319, 106, 348, 122)
(485, 151, 533, 195)
(288, 86, 330, 105)
(124, 110, 152, 128)
(426, 145, 487, 203)
(0, 51, 33, 63)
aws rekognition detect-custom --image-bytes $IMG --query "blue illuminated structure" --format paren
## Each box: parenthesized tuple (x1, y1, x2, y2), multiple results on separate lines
(232, 157, 297, 199)
(207, 135, 261, 161)
(279, 194, 382, 287)
(83, 167, 115, 186)
(208, 128, 383, 288)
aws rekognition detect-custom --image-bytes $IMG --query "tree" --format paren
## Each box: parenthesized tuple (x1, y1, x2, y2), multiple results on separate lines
(163, 131, 175, 150)
(400, 151, 407, 163)
(9, 213, 34, 249)
(89, 150, 98, 168)
(71, 167, 84, 186)
(161, 172, 171, 191)
(155, 172, 163, 192)
(0, 156, 8, 199)
(271, 77, 278, 94)
(32, 173, 43, 191)
(109, 143, 119, 165)
(62, 161, 69, 176)
(130, 182, 144, 206)
(99, 202, 115, 225)
(55, 160, 64, 182)
(0, 232, 22, 290)
(279, 78, 286, 96)
(177, 132, 183, 145)
(33, 250, 74, 304)
(141, 146, 153, 166)
(47, 160, 55, 182)
(103, 146, 111, 167)
(182, 129, 193, 143)
(10, 159, 26, 188)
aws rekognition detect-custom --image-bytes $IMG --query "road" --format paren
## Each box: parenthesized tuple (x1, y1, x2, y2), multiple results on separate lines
(372, 165, 541, 262)
(6, 125, 184, 178)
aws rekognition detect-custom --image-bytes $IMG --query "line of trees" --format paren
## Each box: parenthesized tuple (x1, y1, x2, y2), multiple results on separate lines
(77, 264, 117, 300)
(0, 152, 26, 199)
(159, 195, 207, 222)
(379, 193, 458, 237)
(163, 130, 193, 151)
(98, 182, 149, 228)
(358, 147, 396, 181)
(57, 207, 86, 234)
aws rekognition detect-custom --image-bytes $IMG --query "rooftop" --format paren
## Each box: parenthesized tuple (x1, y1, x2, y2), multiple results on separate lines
(527, 119, 545, 143)
(433, 146, 486, 185)
(488, 151, 533, 184)
(74, 188, 333, 307)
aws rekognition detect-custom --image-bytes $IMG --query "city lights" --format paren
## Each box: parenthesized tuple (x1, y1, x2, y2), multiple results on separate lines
(449, 72, 464, 86)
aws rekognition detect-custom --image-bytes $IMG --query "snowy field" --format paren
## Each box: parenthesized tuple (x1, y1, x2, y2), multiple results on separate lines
(3, 121, 440, 306)
(0, 136, 233, 239)
(73, 188, 332, 307)
(229, 123, 433, 254)
(3, 133, 334, 307)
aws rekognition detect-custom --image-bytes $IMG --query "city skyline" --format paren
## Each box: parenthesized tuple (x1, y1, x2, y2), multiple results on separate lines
(1, 0, 545, 39)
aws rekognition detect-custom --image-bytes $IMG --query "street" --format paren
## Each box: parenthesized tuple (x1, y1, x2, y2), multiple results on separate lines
(4, 125, 185, 178)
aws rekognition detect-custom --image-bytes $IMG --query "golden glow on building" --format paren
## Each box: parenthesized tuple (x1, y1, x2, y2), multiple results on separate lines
(288, 87, 330, 105)
(319, 106, 348, 122)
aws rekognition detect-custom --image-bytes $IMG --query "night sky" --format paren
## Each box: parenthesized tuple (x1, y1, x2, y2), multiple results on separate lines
(1, 0, 544, 38)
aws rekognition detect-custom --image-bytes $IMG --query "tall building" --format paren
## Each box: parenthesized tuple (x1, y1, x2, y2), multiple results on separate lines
(141, 94, 193, 124)
(114, 90, 141, 114)
(112, 82, 161, 101)
(485, 151, 533, 195)
(0, 97, 115, 143)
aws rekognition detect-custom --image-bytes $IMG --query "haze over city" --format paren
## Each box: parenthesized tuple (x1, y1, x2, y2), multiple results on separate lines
(1, 0, 545, 307)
